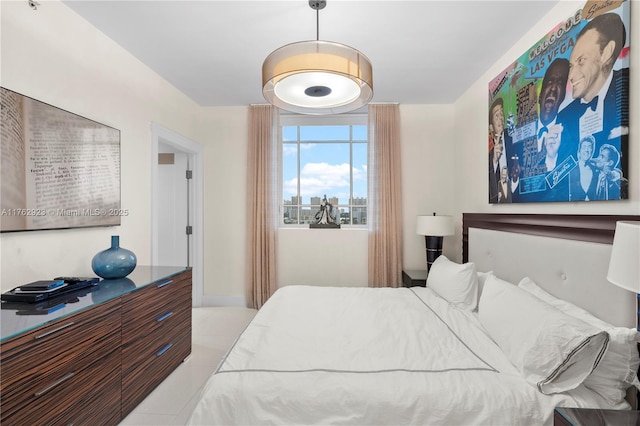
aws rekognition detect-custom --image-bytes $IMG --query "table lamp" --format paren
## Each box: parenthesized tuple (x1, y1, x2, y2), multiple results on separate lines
(607, 221, 640, 330)
(416, 213, 454, 271)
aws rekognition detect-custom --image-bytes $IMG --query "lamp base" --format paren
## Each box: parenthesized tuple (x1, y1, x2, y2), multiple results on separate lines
(425, 236, 443, 272)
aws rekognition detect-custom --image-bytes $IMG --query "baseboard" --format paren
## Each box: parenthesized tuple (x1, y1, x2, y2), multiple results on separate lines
(200, 294, 247, 307)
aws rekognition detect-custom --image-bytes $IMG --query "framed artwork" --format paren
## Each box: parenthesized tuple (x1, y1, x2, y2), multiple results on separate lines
(488, 0, 630, 203)
(1, 87, 121, 231)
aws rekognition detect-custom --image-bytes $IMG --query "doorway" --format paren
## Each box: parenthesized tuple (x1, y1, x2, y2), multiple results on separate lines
(157, 146, 190, 267)
(151, 123, 203, 307)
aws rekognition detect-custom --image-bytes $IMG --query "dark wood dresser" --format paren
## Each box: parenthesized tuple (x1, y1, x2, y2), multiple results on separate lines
(554, 407, 640, 425)
(0, 266, 192, 425)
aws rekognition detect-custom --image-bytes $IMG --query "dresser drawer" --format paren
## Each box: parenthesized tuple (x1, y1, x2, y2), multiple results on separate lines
(122, 270, 191, 313)
(121, 332, 192, 417)
(121, 275, 191, 346)
(121, 301, 191, 374)
(2, 352, 122, 426)
(0, 299, 121, 400)
(1, 301, 121, 425)
(59, 354, 121, 426)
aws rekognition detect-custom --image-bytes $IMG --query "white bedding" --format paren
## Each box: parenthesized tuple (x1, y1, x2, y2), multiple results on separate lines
(188, 285, 613, 425)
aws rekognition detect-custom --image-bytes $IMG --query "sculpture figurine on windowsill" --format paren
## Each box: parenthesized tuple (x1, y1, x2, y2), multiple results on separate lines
(310, 194, 340, 229)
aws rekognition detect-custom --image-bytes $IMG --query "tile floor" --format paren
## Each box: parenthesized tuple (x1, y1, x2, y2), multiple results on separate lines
(120, 307, 257, 425)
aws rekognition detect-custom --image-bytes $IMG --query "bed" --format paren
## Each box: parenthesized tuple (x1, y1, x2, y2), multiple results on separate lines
(188, 213, 640, 425)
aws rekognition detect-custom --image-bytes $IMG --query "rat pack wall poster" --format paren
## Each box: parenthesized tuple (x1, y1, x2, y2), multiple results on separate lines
(488, 0, 629, 204)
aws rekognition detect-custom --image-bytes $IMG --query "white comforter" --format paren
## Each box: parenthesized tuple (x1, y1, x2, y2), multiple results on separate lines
(188, 286, 609, 425)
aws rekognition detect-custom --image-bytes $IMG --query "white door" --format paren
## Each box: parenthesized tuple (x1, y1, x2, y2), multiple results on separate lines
(157, 144, 191, 267)
(151, 123, 203, 307)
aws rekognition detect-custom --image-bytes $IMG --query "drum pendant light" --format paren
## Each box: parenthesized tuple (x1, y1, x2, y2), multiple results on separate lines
(262, 0, 373, 115)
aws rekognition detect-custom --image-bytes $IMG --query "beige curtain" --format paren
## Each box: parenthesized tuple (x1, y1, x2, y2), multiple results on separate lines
(246, 105, 279, 309)
(368, 104, 403, 287)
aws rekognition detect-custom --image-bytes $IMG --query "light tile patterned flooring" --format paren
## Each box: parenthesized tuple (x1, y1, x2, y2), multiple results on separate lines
(120, 307, 257, 425)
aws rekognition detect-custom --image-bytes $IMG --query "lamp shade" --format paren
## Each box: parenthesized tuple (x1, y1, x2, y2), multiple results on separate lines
(262, 40, 373, 115)
(416, 215, 454, 237)
(607, 221, 640, 293)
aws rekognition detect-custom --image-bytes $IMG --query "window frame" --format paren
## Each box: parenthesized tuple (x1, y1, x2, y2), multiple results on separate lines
(278, 113, 368, 228)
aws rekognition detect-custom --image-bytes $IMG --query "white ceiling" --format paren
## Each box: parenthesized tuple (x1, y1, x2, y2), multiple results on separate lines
(61, 0, 559, 107)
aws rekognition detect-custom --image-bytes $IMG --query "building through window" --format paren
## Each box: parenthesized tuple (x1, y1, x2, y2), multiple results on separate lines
(280, 114, 367, 226)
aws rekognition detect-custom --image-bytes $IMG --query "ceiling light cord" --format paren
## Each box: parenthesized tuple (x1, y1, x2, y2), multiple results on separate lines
(309, 0, 326, 41)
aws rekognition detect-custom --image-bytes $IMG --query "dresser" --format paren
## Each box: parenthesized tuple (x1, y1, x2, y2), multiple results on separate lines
(554, 407, 640, 425)
(0, 266, 192, 426)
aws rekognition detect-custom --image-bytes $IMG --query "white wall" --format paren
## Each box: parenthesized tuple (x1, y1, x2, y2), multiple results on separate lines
(196, 2, 640, 302)
(0, 0, 456, 302)
(400, 105, 456, 269)
(196, 107, 249, 304)
(278, 228, 368, 287)
(3, 0, 637, 303)
(0, 0, 200, 290)
(196, 104, 455, 303)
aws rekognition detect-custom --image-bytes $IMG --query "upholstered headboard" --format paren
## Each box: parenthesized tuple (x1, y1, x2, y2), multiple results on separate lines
(462, 213, 640, 329)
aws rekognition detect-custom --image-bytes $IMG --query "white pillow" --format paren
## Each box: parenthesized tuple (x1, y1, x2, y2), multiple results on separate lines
(518, 276, 640, 404)
(478, 274, 609, 394)
(426, 256, 478, 310)
(476, 270, 494, 303)
(518, 277, 611, 328)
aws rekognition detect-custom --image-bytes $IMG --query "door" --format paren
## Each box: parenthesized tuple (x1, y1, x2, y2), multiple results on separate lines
(157, 143, 190, 267)
(151, 123, 203, 307)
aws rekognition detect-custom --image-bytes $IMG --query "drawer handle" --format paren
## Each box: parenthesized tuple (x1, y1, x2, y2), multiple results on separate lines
(157, 279, 173, 288)
(156, 311, 173, 322)
(157, 343, 173, 357)
(34, 372, 75, 397)
(34, 322, 75, 340)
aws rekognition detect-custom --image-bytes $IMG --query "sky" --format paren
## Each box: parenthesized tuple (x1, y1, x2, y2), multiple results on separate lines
(282, 125, 367, 205)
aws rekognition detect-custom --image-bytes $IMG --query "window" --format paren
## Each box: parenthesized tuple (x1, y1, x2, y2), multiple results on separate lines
(280, 114, 367, 226)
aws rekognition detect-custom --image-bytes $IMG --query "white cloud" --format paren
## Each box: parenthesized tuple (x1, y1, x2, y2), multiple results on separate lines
(284, 162, 366, 201)
(283, 143, 315, 156)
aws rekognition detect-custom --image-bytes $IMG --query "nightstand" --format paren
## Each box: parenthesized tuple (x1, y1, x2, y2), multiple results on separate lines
(554, 407, 640, 425)
(402, 269, 427, 287)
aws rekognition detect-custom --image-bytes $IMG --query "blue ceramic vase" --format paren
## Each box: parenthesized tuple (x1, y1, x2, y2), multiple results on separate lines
(91, 235, 137, 279)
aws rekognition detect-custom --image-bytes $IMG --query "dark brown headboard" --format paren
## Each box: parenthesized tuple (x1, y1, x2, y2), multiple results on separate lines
(462, 213, 640, 262)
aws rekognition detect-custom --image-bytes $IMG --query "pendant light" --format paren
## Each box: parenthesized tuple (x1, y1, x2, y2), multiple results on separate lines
(262, 0, 373, 115)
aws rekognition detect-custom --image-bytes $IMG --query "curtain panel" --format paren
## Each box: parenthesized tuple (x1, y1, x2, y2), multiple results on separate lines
(367, 104, 403, 287)
(246, 105, 279, 309)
